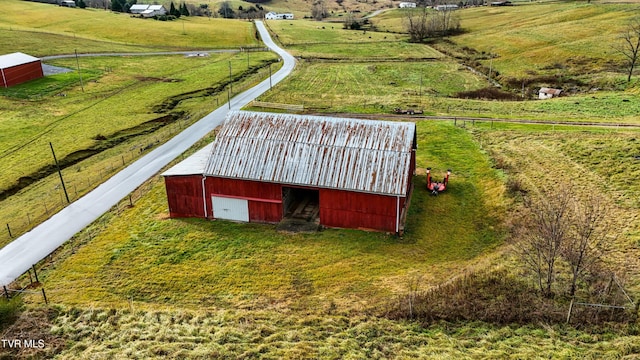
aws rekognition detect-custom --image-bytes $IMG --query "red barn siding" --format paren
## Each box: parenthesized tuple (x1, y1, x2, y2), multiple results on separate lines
(164, 175, 205, 218)
(1, 61, 43, 87)
(248, 201, 283, 223)
(319, 189, 400, 232)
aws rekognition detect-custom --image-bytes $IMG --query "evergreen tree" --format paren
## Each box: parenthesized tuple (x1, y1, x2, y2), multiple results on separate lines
(77, 0, 86, 8)
(170, 2, 180, 17)
(111, 0, 124, 12)
(180, 2, 190, 16)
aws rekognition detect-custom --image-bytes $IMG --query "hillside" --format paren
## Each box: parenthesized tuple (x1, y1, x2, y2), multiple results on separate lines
(1, 0, 640, 358)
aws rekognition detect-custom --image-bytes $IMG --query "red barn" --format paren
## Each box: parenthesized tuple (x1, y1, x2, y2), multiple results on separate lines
(162, 111, 417, 234)
(0, 52, 44, 88)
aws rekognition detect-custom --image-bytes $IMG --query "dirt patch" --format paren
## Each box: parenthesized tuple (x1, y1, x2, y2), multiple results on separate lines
(0, 307, 67, 359)
(135, 76, 184, 83)
(455, 87, 522, 101)
(152, 60, 278, 113)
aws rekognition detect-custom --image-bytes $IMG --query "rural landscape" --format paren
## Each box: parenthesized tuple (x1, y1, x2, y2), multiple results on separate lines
(1, 0, 640, 358)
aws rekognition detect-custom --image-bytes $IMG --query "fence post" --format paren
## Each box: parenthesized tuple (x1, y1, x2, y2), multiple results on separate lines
(566, 299, 574, 324)
(3, 286, 8, 299)
(6, 223, 12, 238)
(28, 269, 33, 284)
(41, 288, 48, 305)
(32, 264, 39, 283)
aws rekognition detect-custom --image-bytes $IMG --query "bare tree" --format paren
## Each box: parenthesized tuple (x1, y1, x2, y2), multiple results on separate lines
(311, 0, 328, 21)
(403, 6, 429, 42)
(563, 194, 613, 298)
(616, 19, 640, 83)
(516, 184, 573, 298)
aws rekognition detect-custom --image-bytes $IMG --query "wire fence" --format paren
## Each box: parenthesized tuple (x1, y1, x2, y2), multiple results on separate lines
(0, 55, 280, 246)
(0, 118, 189, 245)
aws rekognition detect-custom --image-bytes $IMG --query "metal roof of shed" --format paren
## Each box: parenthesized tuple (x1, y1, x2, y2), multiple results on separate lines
(162, 143, 213, 176)
(200, 111, 416, 196)
(0, 53, 40, 70)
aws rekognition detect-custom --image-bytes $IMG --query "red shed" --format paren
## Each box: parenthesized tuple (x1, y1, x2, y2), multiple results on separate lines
(163, 111, 417, 234)
(0, 53, 44, 88)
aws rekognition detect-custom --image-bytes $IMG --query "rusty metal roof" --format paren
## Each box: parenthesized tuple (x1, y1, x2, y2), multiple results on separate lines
(203, 111, 416, 196)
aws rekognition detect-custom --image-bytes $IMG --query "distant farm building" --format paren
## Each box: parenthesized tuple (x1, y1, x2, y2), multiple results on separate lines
(162, 111, 417, 234)
(399, 2, 417, 8)
(0, 52, 44, 88)
(265, 12, 294, 20)
(130, 4, 167, 17)
(434, 4, 459, 10)
(490, 1, 513, 5)
(59, 0, 76, 7)
(539, 87, 562, 99)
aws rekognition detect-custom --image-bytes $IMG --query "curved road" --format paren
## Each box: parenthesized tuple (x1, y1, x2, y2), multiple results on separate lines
(0, 21, 295, 287)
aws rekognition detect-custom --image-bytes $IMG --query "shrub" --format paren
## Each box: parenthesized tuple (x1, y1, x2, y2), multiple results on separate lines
(0, 297, 23, 330)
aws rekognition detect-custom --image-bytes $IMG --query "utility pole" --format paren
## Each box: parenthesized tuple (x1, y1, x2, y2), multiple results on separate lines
(228, 61, 233, 95)
(269, 63, 272, 90)
(75, 49, 84, 92)
(50, 142, 70, 204)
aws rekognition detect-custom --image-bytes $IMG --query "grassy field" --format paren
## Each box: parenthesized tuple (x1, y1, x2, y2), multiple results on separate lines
(0, 0, 260, 56)
(11, 122, 640, 359)
(4, 306, 640, 359)
(376, 2, 639, 87)
(474, 127, 640, 293)
(32, 121, 505, 310)
(0, 50, 280, 248)
(256, 61, 485, 113)
(3, 1, 640, 358)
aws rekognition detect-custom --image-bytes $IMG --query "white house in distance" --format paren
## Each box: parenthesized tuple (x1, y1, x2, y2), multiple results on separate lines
(265, 11, 294, 20)
(399, 2, 417, 8)
(130, 4, 167, 17)
(539, 87, 562, 99)
(434, 4, 459, 10)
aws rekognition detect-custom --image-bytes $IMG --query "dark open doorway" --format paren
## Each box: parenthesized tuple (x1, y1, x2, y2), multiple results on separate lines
(283, 187, 320, 221)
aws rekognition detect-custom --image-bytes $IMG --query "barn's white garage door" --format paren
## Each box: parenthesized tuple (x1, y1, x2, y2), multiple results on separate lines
(212, 196, 249, 222)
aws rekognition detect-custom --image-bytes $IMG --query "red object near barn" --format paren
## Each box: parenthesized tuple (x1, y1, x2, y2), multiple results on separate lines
(162, 111, 417, 234)
(0, 52, 44, 88)
(426, 168, 450, 195)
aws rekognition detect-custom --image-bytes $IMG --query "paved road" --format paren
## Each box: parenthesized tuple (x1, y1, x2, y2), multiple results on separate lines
(41, 50, 240, 61)
(0, 21, 295, 287)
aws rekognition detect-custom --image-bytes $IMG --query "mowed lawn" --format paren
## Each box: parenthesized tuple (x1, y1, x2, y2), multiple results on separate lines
(36, 120, 506, 310)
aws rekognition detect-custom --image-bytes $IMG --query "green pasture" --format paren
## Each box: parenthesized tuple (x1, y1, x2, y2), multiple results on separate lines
(0, 51, 279, 248)
(375, 2, 639, 85)
(257, 61, 486, 112)
(265, 19, 403, 45)
(34, 121, 505, 310)
(452, 2, 634, 82)
(256, 60, 640, 123)
(288, 41, 443, 60)
(0, 52, 277, 190)
(0, 0, 259, 56)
